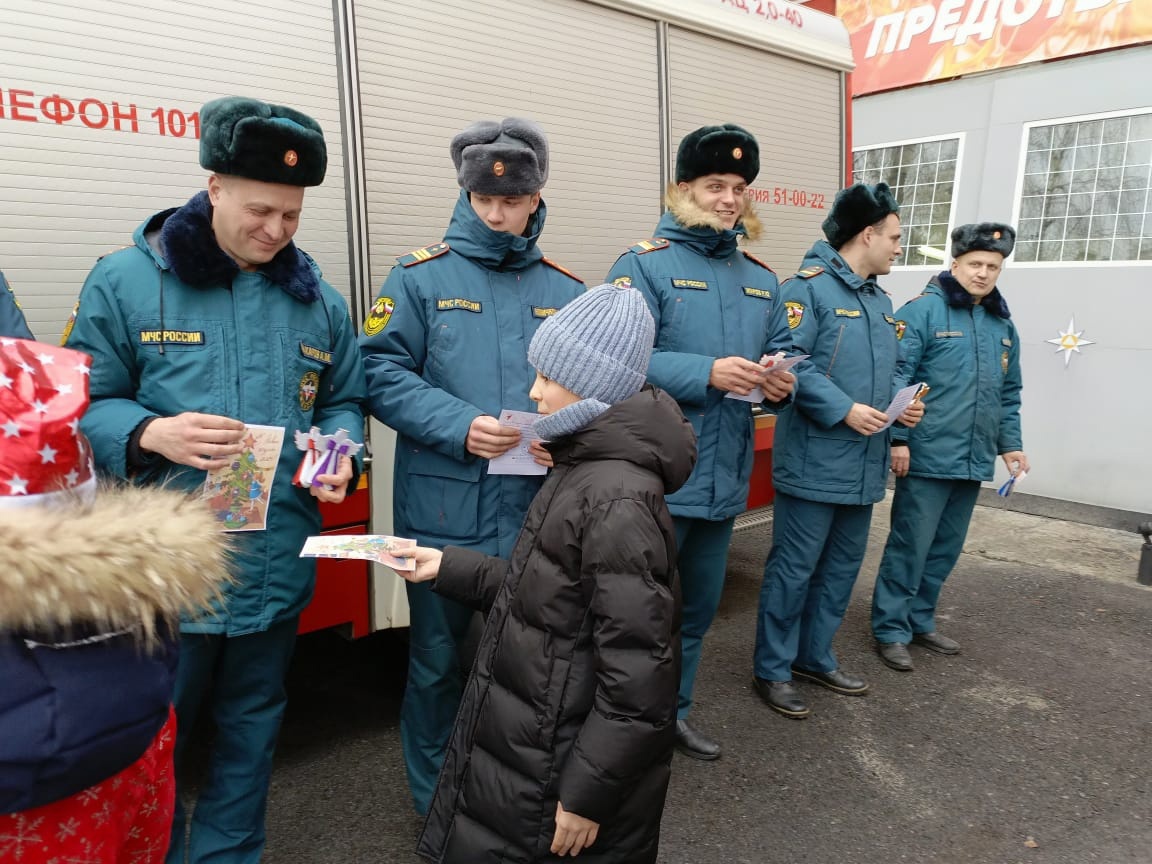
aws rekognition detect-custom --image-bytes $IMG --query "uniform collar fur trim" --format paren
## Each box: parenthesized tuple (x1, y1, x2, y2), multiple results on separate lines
(936, 272, 1011, 319)
(664, 185, 762, 243)
(159, 190, 321, 302)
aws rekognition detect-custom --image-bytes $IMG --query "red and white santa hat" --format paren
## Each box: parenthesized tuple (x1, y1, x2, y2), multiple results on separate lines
(0, 338, 96, 508)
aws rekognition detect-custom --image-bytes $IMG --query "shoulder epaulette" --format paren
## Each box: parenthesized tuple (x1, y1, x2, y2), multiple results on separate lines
(629, 238, 670, 255)
(742, 250, 774, 272)
(541, 257, 583, 284)
(398, 242, 450, 267)
(97, 245, 133, 261)
(795, 266, 824, 279)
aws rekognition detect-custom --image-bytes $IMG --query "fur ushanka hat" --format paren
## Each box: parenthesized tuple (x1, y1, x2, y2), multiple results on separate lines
(821, 182, 900, 249)
(451, 117, 549, 196)
(951, 222, 1016, 259)
(199, 96, 327, 187)
(675, 124, 760, 185)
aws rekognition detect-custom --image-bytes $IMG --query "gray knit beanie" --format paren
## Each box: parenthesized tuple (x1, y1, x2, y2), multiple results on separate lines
(528, 284, 654, 405)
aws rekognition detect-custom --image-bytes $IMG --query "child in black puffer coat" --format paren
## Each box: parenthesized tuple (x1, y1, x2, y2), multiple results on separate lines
(402, 284, 698, 864)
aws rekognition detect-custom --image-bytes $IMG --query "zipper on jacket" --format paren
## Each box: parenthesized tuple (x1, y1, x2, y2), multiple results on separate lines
(825, 323, 846, 378)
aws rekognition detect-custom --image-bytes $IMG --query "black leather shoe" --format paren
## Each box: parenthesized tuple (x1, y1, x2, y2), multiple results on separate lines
(791, 666, 869, 695)
(877, 641, 914, 671)
(913, 631, 961, 654)
(675, 719, 721, 761)
(752, 677, 810, 718)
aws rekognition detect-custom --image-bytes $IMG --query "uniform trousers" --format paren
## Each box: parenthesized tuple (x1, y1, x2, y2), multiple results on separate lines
(754, 492, 873, 682)
(872, 475, 981, 644)
(166, 618, 298, 864)
(400, 582, 475, 816)
(673, 516, 736, 720)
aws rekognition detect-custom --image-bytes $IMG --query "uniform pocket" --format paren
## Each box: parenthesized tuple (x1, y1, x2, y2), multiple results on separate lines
(397, 447, 483, 541)
(804, 426, 865, 489)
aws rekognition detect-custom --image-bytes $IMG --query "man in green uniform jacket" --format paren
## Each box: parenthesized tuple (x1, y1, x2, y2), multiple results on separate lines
(65, 97, 366, 864)
(873, 223, 1028, 671)
(359, 118, 585, 814)
(753, 182, 924, 719)
(0, 272, 34, 339)
(606, 124, 794, 760)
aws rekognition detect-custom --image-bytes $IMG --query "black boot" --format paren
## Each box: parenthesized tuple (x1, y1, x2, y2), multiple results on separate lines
(877, 641, 914, 671)
(752, 678, 811, 718)
(675, 719, 721, 761)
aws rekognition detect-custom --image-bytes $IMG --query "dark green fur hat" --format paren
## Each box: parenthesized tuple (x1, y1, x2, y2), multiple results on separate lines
(821, 182, 900, 249)
(199, 97, 327, 187)
(952, 222, 1016, 258)
(675, 124, 760, 184)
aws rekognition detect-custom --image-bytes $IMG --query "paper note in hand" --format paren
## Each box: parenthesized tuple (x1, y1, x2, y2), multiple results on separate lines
(997, 469, 1028, 498)
(879, 383, 925, 431)
(487, 409, 547, 476)
(725, 353, 810, 403)
(202, 424, 285, 532)
(299, 534, 417, 571)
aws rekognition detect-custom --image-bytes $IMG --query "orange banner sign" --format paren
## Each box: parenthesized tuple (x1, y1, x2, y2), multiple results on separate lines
(844, 0, 1152, 95)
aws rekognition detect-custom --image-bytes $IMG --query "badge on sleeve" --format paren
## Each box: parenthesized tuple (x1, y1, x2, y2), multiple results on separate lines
(785, 301, 805, 329)
(895, 320, 907, 340)
(363, 296, 395, 336)
(612, 276, 633, 289)
(1002, 351, 1009, 374)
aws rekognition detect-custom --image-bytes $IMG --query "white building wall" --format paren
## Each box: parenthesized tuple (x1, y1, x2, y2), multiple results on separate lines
(853, 46, 1152, 514)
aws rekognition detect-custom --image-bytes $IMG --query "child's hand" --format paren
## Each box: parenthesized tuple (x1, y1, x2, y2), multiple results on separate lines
(551, 802, 599, 857)
(399, 547, 443, 583)
(528, 439, 554, 468)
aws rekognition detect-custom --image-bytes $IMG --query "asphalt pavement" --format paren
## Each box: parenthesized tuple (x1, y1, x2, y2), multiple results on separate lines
(255, 495, 1151, 863)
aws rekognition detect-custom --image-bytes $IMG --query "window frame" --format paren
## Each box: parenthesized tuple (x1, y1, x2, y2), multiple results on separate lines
(1010, 106, 1152, 269)
(851, 131, 966, 272)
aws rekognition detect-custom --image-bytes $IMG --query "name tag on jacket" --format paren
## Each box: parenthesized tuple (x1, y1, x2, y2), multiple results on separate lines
(671, 279, 709, 290)
(437, 298, 483, 313)
(139, 329, 205, 344)
(299, 342, 332, 365)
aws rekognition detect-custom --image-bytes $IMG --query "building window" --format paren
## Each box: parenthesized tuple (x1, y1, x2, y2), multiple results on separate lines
(852, 136, 960, 267)
(1016, 110, 1152, 263)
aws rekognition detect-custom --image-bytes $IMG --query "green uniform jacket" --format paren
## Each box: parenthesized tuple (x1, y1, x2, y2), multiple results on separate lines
(606, 206, 784, 521)
(768, 240, 901, 505)
(892, 273, 1023, 481)
(65, 191, 366, 635)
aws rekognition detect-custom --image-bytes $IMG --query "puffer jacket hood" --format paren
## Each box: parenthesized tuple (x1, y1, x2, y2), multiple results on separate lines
(0, 484, 231, 641)
(1, 484, 231, 815)
(550, 386, 696, 496)
(443, 188, 547, 271)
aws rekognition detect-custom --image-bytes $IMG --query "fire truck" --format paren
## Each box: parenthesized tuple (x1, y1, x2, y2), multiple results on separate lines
(0, 0, 853, 634)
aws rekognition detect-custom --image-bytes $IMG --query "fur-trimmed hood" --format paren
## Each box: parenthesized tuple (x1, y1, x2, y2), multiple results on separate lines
(664, 184, 763, 243)
(0, 485, 231, 641)
(142, 190, 322, 302)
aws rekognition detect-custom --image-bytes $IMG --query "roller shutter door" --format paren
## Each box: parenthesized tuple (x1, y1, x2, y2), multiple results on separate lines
(0, 0, 351, 339)
(667, 26, 842, 275)
(353, 0, 663, 292)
